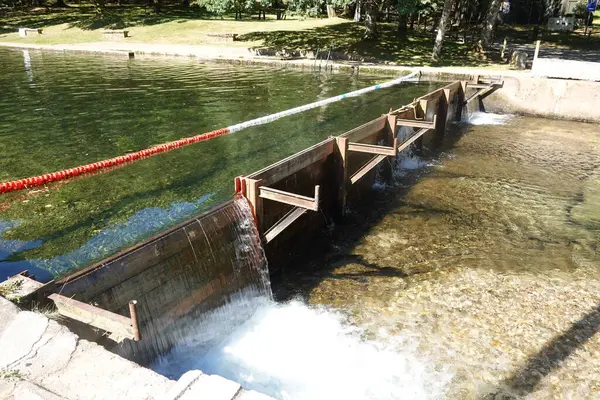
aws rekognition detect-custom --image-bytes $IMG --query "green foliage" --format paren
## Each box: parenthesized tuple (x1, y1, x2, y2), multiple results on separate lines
(395, 0, 420, 16)
(283, 0, 323, 16)
(573, 0, 588, 18)
(0, 279, 22, 297)
(0, 369, 22, 380)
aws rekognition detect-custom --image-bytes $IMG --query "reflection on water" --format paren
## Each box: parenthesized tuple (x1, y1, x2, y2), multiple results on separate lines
(0, 194, 212, 279)
(276, 115, 600, 398)
(0, 47, 437, 279)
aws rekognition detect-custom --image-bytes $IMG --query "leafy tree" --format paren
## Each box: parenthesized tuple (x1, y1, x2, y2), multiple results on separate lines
(432, 0, 456, 60)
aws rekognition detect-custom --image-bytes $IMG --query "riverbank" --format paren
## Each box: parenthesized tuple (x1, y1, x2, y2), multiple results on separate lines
(0, 39, 516, 78)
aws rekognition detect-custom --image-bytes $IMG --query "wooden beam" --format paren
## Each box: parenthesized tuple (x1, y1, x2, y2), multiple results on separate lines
(397, 127, 430, 153)
(247, 138, 334, 186)
(340, 115, 387, 142)
(48, 293, 135, 340)
(396, 118, 435, 129)
(465, 86, 492, 105)
(245, 178, 263, 233)
(466, 83, 492, 89)
(349, 155, 386, 185)
(264, 207, 308, 244)
(335, 137, 349, 217)
(259, 185, 320, 211)
(347, 140, 397, 156)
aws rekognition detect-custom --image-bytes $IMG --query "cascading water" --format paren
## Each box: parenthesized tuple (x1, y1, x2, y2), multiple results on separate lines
(114, 196, 272, 364)
(464, 112, 512, 126)
(150, 199, 452, 399)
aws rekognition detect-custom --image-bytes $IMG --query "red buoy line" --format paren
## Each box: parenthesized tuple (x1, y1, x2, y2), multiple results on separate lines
(0, 72, 419, 195)
(0, 128, 230, 194)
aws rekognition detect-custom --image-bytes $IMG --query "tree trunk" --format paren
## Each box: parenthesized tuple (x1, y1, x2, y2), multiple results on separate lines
(432, 0, 455, 61)
(409, 13, 416, 30)
(152, 0, 162, 13)
(53, 0, 67, 7)
(181, 0, 190, 8)
(364, 2, 378, 39)
(354, 0, 361, 22)
(481, 0, 502, 47)
(398, 13, 408, 34)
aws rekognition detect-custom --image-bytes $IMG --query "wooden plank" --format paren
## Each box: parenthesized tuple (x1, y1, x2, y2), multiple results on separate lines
(259, 186, 320, 211)
(396, 118, 435, 129)
(349, 155, 386, 185)
(335, 137, 349, 217)
(48, 293, 134, 340)
(466, 83, 492, 89)
(245, 178, 263, 233)
(340, 115, 387, 142)
(247, 138, 334, 186)
(465, 86, 492, 105)
(347, 141, 397, 156)
(264, 207, 308, 244)
(397, 127, 430, 152)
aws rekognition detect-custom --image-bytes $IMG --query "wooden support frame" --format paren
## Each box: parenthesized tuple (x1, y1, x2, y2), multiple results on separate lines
(466, 83, 492, 89)
(264, 207, 307, 244)
(349, 155, 387, 185)
(48, 293, 138, 341)
(259, 185, 320, 212)
(397, 127, 430, 153)
(465, 86, 493, 105)
(396, 118, 436, 129)
(335, 136, 349, 217)
(347, 139, 397, 157)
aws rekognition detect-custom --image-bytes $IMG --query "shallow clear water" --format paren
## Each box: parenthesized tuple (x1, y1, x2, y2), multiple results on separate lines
(0, 47, 436, 279)
(274, 113, 600, 398)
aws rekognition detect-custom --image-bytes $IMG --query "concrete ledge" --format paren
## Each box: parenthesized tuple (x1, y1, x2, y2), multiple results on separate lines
(0, 296, 275, 400)
(485, 75, 600, 122)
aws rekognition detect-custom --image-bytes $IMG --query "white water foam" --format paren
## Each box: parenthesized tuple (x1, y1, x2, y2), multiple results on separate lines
(465, 112, 511, 126)
(153, 292, 452, 400)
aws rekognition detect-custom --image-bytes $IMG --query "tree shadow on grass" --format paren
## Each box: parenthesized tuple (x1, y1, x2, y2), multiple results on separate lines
(2, 6, 283, 32)
(482, 302, 600, 398)
(238, 21, 500, 67)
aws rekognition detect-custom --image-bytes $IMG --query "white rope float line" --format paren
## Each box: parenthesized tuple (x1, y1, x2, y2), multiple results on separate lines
(227, 71, 420, 133)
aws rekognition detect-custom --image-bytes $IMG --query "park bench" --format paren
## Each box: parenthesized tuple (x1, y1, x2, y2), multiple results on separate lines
(18, 28, 42, 37)
(101, 30, 129, 39)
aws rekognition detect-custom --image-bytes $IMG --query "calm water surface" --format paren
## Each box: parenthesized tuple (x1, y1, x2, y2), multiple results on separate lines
(0, 47, 435, 280)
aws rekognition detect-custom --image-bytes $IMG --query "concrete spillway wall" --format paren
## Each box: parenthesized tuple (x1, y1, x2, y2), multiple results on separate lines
(485, 75, 600, 123)
(54, 78, 487, 365)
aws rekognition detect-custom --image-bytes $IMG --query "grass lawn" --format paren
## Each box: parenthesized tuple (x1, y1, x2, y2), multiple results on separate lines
(1, 6, 599, 66)
(0, 7, 500, 66)
(0, 7, 346, 46)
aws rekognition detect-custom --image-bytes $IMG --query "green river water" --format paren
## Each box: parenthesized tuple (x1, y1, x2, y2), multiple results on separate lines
(0, 47, 434, 280)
